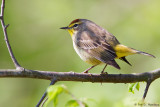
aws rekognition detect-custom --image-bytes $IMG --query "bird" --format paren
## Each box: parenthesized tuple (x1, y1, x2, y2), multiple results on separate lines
(60, 19, 155, 74)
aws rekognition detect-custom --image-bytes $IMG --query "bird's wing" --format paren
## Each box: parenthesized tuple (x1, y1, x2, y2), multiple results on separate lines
(76, 31, 120, 69)
(85, 20, 120, 47)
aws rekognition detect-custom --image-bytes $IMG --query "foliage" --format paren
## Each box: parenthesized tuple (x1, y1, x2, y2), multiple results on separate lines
(128, 82, 140, 94)
(44, 85, 89, 107)
(44, 85, 65, 107)
(65, 100, 88, 107)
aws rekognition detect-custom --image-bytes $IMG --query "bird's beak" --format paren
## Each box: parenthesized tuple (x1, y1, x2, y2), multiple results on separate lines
(60, 26, 69, 29)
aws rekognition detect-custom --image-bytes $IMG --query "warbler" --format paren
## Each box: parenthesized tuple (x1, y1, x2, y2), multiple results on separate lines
(60, 19, 155, 74)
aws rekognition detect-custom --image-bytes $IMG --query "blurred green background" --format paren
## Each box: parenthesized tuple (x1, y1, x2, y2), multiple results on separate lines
(0, 0, 160, 107)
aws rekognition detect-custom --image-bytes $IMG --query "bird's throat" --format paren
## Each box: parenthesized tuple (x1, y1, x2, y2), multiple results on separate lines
(67, 29, 74, 37)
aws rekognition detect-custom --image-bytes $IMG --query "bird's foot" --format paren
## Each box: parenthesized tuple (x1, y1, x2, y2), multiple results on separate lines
(100, 71, 108, 75)
(82, 71, 93, 76)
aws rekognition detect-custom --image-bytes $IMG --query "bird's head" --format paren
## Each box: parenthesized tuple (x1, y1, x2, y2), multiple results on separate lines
(60, 19, 88, 37)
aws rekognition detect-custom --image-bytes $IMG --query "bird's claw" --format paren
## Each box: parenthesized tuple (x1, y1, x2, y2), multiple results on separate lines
(100, 71, 108, 75)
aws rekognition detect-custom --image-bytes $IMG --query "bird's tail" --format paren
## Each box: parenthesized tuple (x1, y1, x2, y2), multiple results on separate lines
(135, 49, 155, 58)
(115, 44, 155, 58)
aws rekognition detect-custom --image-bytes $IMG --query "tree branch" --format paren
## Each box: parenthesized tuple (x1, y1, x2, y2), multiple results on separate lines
(0, 68, 160, 105)
(0, 68, 159, 83)
(0, 0, 23, 70)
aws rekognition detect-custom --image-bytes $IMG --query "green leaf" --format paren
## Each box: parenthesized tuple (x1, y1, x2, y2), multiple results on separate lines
(128, 82, 140, 94)
(65, 100, 88, 107)
(44, 85, 66, 107)
(83, 102, 88, 107)
(136, 82, 140, 91)
(65, 100, 79, 107)
(81, 98, 97, 104)
(128, 83, 135, 94)
(44, 85, 90, 107)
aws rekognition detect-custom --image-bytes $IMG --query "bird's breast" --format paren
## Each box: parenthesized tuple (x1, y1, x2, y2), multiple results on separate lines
(72, 41, 102, 65)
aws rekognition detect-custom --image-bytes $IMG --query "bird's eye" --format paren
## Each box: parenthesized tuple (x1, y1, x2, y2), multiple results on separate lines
(73, 24, 78, 28)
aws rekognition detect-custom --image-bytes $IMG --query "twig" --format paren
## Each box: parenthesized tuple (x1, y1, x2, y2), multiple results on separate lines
(0, 0, 23, 70)
(36, 78, 57, 107)
(40, 98, 48, 107)
(143, 78, 153, 100)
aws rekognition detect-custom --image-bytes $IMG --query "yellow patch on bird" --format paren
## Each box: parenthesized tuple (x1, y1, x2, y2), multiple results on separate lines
(67, 29, 74, 37)
(85, 58, 102, 65)
(114, 44, 137, 58)
(68, 23, 75, 28)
